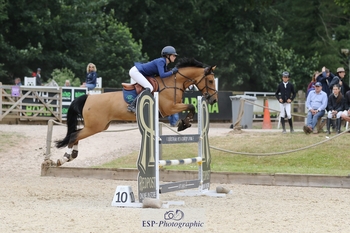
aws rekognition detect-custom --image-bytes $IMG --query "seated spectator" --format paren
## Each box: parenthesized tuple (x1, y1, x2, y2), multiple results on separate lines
(85, 63, 97, 90)
(326, 84, 345, 134)
(341, 90, 350, 125)
(303, 82, 328, 134)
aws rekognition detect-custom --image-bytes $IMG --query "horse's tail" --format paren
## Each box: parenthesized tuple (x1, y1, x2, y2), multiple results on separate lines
(55, 94, 88, 148)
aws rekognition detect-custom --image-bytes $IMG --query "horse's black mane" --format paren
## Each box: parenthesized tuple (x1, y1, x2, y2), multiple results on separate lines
(175, 57, 206, 69)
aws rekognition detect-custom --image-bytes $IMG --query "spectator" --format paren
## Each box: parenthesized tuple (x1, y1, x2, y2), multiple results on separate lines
(326, 84, 345, 134)
(36, 68, 42, 86)
(275, 71, 296, 133)
(82, 63, 97, 90)
(329, 67, 350, 96)
(316, 66, 334, 97)
(168, 113, 179, 127)
(307, 71, 319, 97)
(64, 80, 71, 87)
(303, 82, 328, 134)
(341, 90, 350, 125)
(14, 77, 22, 86)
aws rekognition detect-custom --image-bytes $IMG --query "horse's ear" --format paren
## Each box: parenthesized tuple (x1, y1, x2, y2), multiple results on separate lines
(211, 65, 217, 71)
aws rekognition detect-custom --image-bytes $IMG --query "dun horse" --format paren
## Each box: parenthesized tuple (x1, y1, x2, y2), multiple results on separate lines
(55, 58, 218, 166)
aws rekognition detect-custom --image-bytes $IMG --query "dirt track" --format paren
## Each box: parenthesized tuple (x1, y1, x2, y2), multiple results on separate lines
(1, 123, 350, 233)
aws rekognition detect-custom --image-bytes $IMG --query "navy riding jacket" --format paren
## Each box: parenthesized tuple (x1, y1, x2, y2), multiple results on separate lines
(135, 57, 173, 78)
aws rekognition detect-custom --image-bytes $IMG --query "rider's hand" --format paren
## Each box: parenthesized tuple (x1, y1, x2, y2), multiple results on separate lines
(171, 67, 178, 74)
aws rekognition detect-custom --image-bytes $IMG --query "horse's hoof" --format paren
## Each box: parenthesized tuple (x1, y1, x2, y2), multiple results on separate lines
(56, 159, 62, 167)
(57, 157, 68, 167)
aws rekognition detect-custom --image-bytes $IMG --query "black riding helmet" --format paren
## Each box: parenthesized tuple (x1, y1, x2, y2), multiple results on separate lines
(282, 71, 289, 77)
(161, 46, 178, 57)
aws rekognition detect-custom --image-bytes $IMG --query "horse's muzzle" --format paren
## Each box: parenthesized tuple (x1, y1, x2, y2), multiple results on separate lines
(203, 93, 217, 104)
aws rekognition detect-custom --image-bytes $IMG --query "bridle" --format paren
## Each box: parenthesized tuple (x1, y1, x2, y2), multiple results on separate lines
(176, 67, 218, 101)
(157, 67, 218, 104)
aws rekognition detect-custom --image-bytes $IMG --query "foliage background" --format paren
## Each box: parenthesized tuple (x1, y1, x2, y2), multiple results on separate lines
(1, 0, 350, 92)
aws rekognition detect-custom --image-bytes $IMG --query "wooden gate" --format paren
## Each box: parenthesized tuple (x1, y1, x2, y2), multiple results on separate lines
(0, 82, 62, 122)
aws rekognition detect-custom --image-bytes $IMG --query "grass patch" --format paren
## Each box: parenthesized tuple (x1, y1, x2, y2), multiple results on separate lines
(98, 132, 350, 175)
(0, 132, 26, 152)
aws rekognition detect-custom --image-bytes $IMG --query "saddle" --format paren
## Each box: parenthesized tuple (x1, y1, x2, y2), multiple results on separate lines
(122, 77, 159, 95)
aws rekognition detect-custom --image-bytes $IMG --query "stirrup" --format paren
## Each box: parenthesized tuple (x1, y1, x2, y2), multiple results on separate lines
(127, 104, 136, 113)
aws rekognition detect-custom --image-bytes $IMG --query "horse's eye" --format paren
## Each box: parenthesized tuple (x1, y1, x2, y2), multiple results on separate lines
(209, 80, 213, 84)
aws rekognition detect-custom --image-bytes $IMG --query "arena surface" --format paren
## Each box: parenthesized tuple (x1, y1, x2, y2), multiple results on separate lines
(1, 124, 349, 232)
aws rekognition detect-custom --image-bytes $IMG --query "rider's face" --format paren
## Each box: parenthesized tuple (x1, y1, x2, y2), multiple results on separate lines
(170, 54, 177, 62)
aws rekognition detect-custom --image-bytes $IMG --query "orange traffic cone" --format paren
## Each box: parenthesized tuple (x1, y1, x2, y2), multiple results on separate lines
(262, 99, 272, 129)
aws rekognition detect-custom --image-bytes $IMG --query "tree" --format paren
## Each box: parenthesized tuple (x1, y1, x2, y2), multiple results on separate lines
(0, 0, 145, 87)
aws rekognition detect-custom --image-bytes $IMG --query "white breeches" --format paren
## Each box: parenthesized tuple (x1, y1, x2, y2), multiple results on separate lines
(129, 66, 154, 92)
(279, 103, 291, 119)
(327, 111, 342, 119)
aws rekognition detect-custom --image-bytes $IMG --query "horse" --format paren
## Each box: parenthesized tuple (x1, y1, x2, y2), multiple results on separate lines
(55, 58, 218, 166)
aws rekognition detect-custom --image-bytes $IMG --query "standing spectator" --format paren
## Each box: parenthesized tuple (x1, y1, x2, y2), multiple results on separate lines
(316, 66, 334, 97)
(64, 80, 71, 87)
(329, 67, 350, 96)
(36, 68, 42, 86)
(303, 82, 328, 134)
(83, 63, 97, 90)
(168, 113, 179, 127)
(275, 71, 296, 133)
(14, 77, 22, 86)
(326, 84, 344, 134)
(307, 71, 319, 97)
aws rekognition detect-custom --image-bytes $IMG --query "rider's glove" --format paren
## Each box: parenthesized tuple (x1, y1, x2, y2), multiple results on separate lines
(171, 67, 178, 74)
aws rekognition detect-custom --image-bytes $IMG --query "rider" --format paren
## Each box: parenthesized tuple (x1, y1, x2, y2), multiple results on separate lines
(127, 46, 179, 113)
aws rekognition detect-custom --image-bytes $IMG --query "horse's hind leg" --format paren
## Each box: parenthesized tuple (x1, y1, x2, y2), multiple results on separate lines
(57, 141, 79, 167)
(57, 131, 82, 166)
(57, 126, 102, 166)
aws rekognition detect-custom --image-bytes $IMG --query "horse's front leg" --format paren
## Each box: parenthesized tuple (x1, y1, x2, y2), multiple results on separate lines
(176, 104, 196, 132)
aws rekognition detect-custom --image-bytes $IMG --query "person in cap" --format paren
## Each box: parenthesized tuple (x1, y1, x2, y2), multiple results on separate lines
(303, 81, 328, 134)
(329, 67, 349, 96)
(36, 68, 42, 86)
(275, 71, 296, 133)
(127, 46, 178, 113)
(316, 66, 334, 97)
(326, 84, 345, 134)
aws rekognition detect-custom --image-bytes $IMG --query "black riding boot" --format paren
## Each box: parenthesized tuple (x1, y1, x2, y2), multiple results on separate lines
(127, 88, 151, 113)
(326, 118, 331, 135)
(281, 117, 286, 133)
(288, 118, 294, 133)
(336, 118, 342, 134)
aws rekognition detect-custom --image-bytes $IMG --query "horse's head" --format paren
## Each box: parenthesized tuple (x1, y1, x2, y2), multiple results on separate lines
(194, 65, 218, 104)
(175, 58, 218, 104)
